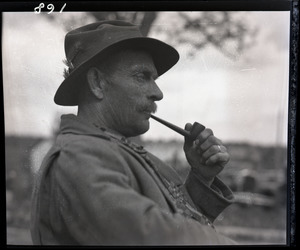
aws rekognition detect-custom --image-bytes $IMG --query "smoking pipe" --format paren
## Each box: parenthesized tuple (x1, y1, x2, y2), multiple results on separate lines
(150, 114, 205, 140)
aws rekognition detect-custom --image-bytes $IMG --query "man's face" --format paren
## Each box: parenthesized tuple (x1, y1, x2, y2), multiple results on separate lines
(101, 49, 163, 137)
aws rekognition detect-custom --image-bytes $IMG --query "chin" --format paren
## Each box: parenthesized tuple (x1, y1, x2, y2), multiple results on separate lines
(127, 120, 150, 137)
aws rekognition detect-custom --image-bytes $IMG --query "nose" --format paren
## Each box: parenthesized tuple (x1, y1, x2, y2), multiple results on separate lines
(148, 81, 164, 101)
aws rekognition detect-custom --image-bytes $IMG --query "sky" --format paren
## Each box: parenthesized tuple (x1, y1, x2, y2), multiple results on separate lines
(2, 11, 290, 146)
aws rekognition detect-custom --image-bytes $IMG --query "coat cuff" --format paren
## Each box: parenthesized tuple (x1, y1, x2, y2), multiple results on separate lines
(185, 171, 235, 222)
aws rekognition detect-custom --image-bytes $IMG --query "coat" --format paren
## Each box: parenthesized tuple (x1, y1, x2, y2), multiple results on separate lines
(30, 114, 236, 245)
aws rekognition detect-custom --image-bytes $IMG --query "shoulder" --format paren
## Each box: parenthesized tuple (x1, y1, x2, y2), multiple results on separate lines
(59, 133, 120, 157)
(52, 133, 131, 176)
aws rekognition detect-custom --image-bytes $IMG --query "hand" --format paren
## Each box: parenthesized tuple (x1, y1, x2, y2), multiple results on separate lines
(183, 123, 230, 186)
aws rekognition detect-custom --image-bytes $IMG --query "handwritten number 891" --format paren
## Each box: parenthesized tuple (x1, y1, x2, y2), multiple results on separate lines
(34, 3, 66, 14)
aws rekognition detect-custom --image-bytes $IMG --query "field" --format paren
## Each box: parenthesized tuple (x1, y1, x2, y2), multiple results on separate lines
(5, 135, 288, 245)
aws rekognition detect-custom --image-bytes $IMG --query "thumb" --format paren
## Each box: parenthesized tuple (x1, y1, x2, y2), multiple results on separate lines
(184, 123, 194, 149)
(184, 123, 193, 131)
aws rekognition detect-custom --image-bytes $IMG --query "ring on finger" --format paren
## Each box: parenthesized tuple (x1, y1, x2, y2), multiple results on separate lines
(217, 145, 222, 152)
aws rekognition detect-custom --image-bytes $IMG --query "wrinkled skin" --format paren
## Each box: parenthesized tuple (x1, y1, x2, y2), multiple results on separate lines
(88, 50, 163, 137)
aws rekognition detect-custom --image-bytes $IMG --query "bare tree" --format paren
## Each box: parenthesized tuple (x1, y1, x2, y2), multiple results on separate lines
(173, 12, 258, 59)
(46, 11, 257, 59)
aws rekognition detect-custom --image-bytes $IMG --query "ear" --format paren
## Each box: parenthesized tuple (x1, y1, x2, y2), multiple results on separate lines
(86, 67, 105, 100)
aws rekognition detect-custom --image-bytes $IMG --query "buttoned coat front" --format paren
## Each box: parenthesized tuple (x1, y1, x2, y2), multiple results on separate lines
(31, 114, 235, 245)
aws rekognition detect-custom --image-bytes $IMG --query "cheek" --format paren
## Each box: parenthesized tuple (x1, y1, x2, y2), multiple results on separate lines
(109, 98, 137, 123)
(121, 90, 146, 112)
(106, 82, 147, 117)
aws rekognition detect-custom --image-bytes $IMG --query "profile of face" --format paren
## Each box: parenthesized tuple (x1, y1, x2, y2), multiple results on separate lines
(94, 49, 164, 137)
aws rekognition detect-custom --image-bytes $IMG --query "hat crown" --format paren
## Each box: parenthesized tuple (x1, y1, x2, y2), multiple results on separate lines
(65, 20, 143, 67)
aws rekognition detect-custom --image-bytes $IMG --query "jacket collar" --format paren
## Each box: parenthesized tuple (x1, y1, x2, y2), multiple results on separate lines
(59, 114, 139, 144)
(59, 114, 111, 140)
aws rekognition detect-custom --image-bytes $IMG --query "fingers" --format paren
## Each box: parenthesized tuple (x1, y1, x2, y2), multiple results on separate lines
(205, 151, 230, 166)
(201, 145, 226, 159)
(193, 128, 229, 166)
(184, 122, 230, 167)
(195, 133, 223, 152)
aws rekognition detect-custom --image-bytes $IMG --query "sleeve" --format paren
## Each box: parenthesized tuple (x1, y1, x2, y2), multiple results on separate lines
(185, 168, 235, 222)
(50, 139, 236, 245)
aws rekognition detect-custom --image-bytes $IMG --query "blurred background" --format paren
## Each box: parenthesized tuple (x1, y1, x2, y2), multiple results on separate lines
(3, 11, 289, 245)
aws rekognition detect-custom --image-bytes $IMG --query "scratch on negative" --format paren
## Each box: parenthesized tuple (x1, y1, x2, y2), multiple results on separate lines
(240, 68, 257, 72)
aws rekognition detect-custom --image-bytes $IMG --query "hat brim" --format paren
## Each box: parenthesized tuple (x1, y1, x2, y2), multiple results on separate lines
(54, 37, 179, 106)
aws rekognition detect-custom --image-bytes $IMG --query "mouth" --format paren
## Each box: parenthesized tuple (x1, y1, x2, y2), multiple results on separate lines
(140, 103, 157, 118)
(142, 111, 153, 119)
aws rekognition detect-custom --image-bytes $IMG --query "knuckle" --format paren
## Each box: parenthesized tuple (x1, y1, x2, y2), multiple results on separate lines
(216, 138, 222, 145)
(207, 135, 216, 144)
(198, 128, 213, 140)
(199, 143, 206, 151)
(225, 153, 230, 162)
(206, 128, 213, 136)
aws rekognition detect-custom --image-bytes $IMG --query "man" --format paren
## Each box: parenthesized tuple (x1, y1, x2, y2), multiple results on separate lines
(31, 20, 236, 245)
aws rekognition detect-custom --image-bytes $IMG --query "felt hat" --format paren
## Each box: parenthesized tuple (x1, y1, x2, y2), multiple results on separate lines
(54, 20, 179, 106)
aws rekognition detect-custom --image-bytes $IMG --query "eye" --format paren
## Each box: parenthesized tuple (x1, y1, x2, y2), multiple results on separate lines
(134, 72, 150, 81)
